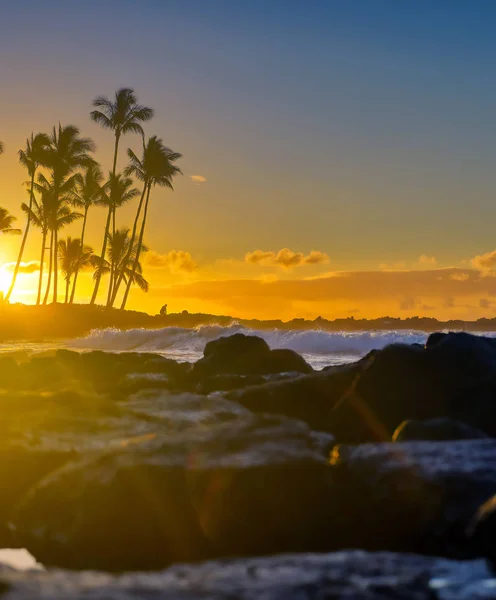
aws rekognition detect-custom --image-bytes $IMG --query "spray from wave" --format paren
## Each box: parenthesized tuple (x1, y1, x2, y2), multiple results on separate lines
(69, 325, 431, 369)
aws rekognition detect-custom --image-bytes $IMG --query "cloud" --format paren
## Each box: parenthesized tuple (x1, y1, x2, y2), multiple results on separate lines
(190, 175, 206, 183)
(418, 255, 437, 266)
(245, 248, 329, 269)
(471, 249, 496, 270)
(144, 250, 198, 273)
(479, 298, 494, 309)
(2, 261, 40, 274)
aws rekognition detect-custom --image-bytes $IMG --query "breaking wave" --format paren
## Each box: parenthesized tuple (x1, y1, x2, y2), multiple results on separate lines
(70, 325, 430, 368)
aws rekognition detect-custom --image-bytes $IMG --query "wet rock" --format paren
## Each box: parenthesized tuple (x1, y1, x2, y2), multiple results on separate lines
(330, 333, 496, 443)
(12, 415, 335, 571)
(227, 362, 362, 434)
(196, 373, 266, 394)
(467, 495, 496, 572)
(330, 439, 496, 557)
(393, 418, 489, 442)
(191, 333, 312, 383)
(0, 551, 491, 599)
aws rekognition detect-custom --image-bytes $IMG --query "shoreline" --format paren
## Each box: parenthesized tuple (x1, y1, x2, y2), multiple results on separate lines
(0, 302, 495, 341)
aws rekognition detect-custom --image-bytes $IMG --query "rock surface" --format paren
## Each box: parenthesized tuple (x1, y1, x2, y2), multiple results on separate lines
(12, 415, 335, 571)
(392, 418, 489, 442)
(330, 439, 496, 556)
(0, 551, 492, 599)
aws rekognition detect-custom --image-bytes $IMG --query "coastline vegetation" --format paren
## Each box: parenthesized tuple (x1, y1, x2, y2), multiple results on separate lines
(1, 88, 182, 309)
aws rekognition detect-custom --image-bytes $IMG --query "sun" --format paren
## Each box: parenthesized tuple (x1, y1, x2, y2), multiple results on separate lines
(0, 267, 12, 294)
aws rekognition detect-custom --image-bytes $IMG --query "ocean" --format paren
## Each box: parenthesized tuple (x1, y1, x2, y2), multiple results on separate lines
(0, 324, 475, 369)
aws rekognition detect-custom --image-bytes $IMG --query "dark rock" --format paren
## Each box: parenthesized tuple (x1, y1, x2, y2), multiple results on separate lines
(467, 494, 496, 572)
(331, 343, 447, 444)
(330, 439, 496, 557)
(329, 333, 496, 444)
(393, 418, 489, 442)
(226, 363, 362, 434)
(196, 373, 266, 394)
(12, 415, 335, 571)
(0, 551, 491, 599)
(191, 334, 312, 383)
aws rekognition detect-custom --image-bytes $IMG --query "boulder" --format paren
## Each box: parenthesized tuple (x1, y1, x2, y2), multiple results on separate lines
(227, 362, 363, 434)
(0, 551, 491, 599)
(392, 418, 489, 442)
(467, 494, 496, 572)
(191, 334, 312, 383)
(12, 415, 335, 571)
(330, 439, 496, 557)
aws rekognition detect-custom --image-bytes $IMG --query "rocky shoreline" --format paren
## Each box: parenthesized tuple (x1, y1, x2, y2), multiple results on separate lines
(1, 331, 496, 597)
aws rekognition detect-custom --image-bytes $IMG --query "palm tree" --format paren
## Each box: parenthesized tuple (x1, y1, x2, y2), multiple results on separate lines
(69, 164, 104, 303)
(0, 208, 21, 236)
(94, 173, 139, 306)
(95, 228, 149, 299)
(58, 237, 95, 303)
(21, 195, 48, 305)
(5, 133, 51, 302)
(0, 141, 3, 155)
(45, 125, 95, 302)
(120, 137, 182, 310)
(90, 88, 153, 304)
(34, 173, 84, 304)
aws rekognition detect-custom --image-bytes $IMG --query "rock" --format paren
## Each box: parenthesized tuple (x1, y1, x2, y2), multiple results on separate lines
(467, 495, 496, 572)
(330, 333, 496, 444)
(227, 362, 363, 434)
(196, 373, 266, 394)
(191, 334, 312, 383)
(393, 418, 489, 442)
(12, 415, 335, 571)
(330, 439, 496, 557)
(331, 343, 447, 444)
(0, 551, 491, 599)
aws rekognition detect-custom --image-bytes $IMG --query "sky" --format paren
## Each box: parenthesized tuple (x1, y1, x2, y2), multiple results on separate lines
(1, 0, 496, 319)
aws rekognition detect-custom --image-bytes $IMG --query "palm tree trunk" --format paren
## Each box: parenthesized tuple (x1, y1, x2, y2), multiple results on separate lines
(121, 183, 151, 310)
(91, 134, 120, 305)
(111, 182, 147, 306)
(90, 206, 112, 304)
(43, 232, 54, 305)
(36, 231, 46, 306)
(70, 207, 88, 304)
(52, 229, 58, 303)
(65, 277, 70, 304)
(6, 171, 36, 301)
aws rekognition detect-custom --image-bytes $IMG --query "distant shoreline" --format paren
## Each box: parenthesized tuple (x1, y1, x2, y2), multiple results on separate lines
(0, 302, 495, 342)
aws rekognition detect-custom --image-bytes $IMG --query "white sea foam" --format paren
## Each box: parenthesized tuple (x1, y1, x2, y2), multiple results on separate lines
(69, 325, 433, 369)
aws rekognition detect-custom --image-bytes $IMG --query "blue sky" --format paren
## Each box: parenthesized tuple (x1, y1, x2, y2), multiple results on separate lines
(1, 1, 496, 316)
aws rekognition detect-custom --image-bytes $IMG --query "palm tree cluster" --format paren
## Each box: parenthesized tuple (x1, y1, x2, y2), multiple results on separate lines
(0, 88, 182, 309)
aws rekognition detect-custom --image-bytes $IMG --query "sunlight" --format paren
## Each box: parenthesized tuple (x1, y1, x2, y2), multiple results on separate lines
(0, 267, 12, 294)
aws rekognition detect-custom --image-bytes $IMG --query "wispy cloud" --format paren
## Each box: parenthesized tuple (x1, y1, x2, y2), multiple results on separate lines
(190, 175, 207, 183)
(2, 261, 40, 274)
(245, 248, 329, 269)
(144, 250, 198, 273)
(471, 249, 496, 270)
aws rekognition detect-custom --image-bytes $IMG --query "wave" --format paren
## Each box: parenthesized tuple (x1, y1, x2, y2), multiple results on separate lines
(70, 325, 430, 364)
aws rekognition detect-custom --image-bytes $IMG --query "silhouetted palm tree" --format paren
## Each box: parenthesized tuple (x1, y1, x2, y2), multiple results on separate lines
(120, 137, 182, 309)
(45, 125, 95, 302)
(34, 174, 83, 304)
(0, 208, 21, 236)
(69, 164, 104, 303)
(94, 173, 139, 306)
(0, 141, 4, 155)
(6, 133, 51, 301)
(95, 228, 149, 298)
(58, 237, 95, 303)
(90, 88, 153, 304)
(21, 195, 48, 305)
